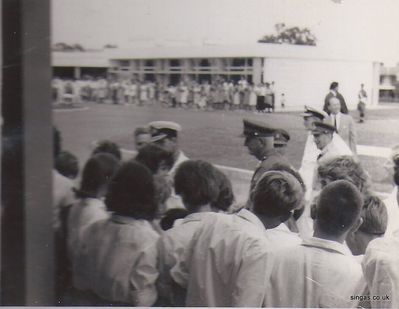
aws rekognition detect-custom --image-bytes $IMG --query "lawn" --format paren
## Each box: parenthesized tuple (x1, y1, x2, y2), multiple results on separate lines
(54, 102, 399, 195)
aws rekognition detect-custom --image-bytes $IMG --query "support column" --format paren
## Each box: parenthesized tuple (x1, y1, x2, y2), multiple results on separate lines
(1, 0, 54, 305)
(74, 66, 81, 79)
(252, 58, 262, 84)
(371, 62, 381, 106)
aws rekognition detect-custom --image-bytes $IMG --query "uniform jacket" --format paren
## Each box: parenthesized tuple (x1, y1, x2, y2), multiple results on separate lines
(250, 149, 291, 191)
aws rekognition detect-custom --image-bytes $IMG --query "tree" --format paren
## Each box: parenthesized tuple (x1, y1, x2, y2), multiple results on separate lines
(104, 44, 118, 49)
(258, 23, 317, 46)
(52, 42, 86, 52)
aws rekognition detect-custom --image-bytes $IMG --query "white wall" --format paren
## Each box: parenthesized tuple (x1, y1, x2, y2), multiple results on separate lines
(263, 57, 375, 110)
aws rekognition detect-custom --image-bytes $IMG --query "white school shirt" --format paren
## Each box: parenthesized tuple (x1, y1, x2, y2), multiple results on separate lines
(384, 186, 399, 237)
(165, 151, 189, 210)
(362, 230, 399, 308)
(74, 214, 160, 306)
(67, 197, 109, 259)
(264, 237, 366, 308)
(53, 170, 76, 230)
(157, 212, 214, 306)
(178, 209, 301, 307)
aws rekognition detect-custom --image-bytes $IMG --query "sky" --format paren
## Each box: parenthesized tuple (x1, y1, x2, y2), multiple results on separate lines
(52, 0, 399, 64)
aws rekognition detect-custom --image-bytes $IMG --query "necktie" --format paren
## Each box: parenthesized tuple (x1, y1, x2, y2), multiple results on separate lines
(334, 115, 338, 133)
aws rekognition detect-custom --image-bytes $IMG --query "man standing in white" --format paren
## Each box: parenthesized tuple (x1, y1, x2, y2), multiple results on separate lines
(327, 97, 357, 154)
(264, 180, 366, 308)
(299, 106, 352, 202)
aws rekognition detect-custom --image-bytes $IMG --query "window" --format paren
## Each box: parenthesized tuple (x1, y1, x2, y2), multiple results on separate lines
(145, 60, 154, 66)
(170, 59, 181, 67)
(119, 60, 130, 67)
(232, 58, 245, 67)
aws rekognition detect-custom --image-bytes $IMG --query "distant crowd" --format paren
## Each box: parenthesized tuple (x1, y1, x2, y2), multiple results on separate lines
(52, 76, 284, 112)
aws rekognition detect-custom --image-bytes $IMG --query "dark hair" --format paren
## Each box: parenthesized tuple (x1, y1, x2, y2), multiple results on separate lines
(252, 171, 304, 221)
(105, 160, 157, 220)
(330, 82, 338, 90)
(260, 163, 306, 221)
(135, 143, 174, 174)
(158, 128, 178, 140)
(92, 140, 122, 161)
(316, 180, 363, 237)
(318, 156, 370, 193)
(394, 165, 399, 186)
(160, 208, 189, 231)
(55, 150, 79, 179)
(77, 153, 120, 198)
(358, 194, 388, 235)
(211, 168, 235, 211)
(174, 160, 220, 212)
(53, 127, 62, 158)
(134, 126, 150, 137)
(269, 163, 306, 192)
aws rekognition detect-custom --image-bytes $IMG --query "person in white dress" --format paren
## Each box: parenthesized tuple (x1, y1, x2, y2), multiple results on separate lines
(139, 82, 148, 105)
(178, 82, 189, 108)
(248, 84, 257, 111)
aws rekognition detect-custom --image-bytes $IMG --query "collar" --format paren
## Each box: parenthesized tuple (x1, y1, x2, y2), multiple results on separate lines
(319, 140, 334, 157)
(260, 148, 280, 161)
(182, 212, 211, 224)
(169, 151, 189, 175)
(236, 209, 265, 231)
(333, 112, 342, 119)
(111, 214, 145, 225)
(269, 222, 291, 233)
(301, 236, 352, 256)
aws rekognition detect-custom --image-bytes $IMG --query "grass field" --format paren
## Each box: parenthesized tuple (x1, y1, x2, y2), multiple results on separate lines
(54, 102, 399, 194)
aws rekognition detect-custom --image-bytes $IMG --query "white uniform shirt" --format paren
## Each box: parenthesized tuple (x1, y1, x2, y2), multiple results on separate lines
(317, 135, 353, 165)
(67, 198, 109, 259)
(384, 186, 399, 237)
(362, 230, 399, 308)
(157, 212, 213, 306)
(300, 132, 353, 200)
(166, 151, 189, 210)
(264, 237, 366, 308)
(53, 170, 75, 230)
(298, 133, 353, 238)
(74, 214, 159, 306)
(179, 209, 301, 307)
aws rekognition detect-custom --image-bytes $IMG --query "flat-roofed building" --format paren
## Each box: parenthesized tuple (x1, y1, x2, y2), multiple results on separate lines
(108, 44, 381, 109)
(52, 50, 110, 79)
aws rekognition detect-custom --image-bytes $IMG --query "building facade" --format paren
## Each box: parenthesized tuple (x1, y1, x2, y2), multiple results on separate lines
(108, 57, 262, 85)
(53, 44, 385, 108)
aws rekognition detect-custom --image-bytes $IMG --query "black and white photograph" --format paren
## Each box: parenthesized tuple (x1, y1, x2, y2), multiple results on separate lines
(2, 0, 399, 307)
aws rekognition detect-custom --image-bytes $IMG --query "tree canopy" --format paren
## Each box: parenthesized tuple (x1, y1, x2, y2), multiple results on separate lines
(258, 23, 317, 46)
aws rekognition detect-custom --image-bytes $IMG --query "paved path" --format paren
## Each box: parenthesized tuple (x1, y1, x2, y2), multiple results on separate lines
(358, 145, 391, 158)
